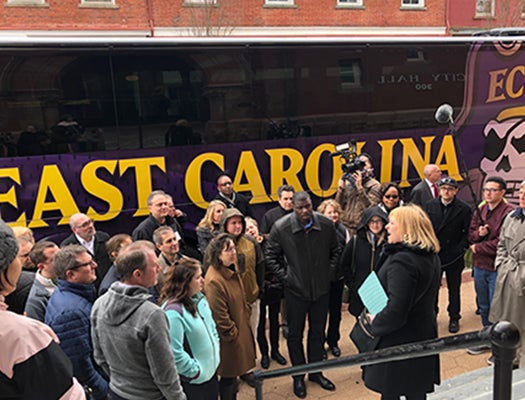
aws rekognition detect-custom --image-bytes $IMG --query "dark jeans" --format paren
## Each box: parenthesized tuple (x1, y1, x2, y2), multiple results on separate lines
(436, 258, 464, 321)
(473, 266, 497, 327)
(182, 374, 219, 400)
(257, 299, 281, 356)
(285, 291, 329, 378)
(326, 279, 344, 347)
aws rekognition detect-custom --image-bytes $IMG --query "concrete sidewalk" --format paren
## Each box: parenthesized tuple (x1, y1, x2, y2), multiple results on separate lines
(239, 272, 489, 400)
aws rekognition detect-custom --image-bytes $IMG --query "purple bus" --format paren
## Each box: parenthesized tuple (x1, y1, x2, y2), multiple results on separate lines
(0, 36, 521, 241)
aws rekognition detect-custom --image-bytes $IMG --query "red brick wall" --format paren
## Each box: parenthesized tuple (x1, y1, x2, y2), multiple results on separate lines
(157, 0, 445, 28)
(0, 0, 446, 33)
(0, 0, 150, 31)
(448, 0, 525, 32)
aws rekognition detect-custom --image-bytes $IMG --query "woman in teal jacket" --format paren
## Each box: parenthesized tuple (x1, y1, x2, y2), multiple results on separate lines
(160, 257, 220, 400)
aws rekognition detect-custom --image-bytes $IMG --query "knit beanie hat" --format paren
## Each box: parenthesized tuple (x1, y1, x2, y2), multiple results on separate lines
(0, 220, 19, 272)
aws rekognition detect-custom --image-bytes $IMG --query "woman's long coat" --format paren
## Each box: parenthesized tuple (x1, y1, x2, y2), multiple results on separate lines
(490, 210, 525, 331)
(363, 242, 441, 396)
(204, 264, 256, 378)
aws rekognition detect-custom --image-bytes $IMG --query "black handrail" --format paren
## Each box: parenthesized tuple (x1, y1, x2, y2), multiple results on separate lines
(253, 321, 520, 400)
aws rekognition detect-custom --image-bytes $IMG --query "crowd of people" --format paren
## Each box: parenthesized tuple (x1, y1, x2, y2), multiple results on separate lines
(1, 156, 525, 400)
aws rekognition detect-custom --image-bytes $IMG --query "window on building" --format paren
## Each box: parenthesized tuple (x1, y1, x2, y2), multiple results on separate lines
(337, 0, 363, 6)
(337, 59, 362, 89)
(265, 0, 294, 5)
(401, 0, 424, 7)
(475, 0, 494, 17)
(183, 0, 217, 4)
(6, 0, 47, 6)
(406, 49, 425, 62)
(79, 0, 117, 7)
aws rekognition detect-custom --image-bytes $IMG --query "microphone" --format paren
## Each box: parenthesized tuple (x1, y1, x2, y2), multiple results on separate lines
(435, 104, 454, 124)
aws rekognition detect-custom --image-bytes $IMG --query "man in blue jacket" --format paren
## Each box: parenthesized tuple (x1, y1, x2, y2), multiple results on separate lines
(45, 244, 108, 400)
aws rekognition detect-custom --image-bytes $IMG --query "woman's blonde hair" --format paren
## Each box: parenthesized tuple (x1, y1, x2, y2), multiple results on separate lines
(317, 199, 342, 215)
(389, 204, 440, 253)
(11, 226, 35, 245)
(197, 200, 226, 230)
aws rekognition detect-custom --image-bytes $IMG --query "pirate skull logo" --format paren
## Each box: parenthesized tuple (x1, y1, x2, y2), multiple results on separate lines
(480, 117, 525, 192)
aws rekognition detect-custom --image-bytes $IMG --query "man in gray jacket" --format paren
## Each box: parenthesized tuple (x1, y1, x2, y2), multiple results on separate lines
(266, 191, 340, 398)
(24, 241, 60, 321)
(91, 242, 186, 400)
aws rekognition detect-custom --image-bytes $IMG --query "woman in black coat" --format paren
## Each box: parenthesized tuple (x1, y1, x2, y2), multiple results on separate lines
(341, 205, 388, 317)
(364, 204, 441, 400)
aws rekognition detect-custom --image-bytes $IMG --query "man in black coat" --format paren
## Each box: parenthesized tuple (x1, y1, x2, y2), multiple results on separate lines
(424, 177, 472, 333)
(260, 184, 295, 235)
(409, 164, 442, 207)
(60, 213, 111, 292)
(214, 173, 253, 217)
(132, 190, 184, 245)
(266, 191, 340, 398)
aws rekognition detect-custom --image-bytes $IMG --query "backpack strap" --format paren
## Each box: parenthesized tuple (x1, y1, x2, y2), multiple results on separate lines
(163, 300, 194, 359)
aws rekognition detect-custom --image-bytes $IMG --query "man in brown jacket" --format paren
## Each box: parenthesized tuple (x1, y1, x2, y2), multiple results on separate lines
(335, 154, 381, 236)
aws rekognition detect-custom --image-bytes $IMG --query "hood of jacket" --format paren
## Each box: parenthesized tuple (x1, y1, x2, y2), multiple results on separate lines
(357, 206, 389, 233)
(219, 207, 246, 237)
(101, 283, 154, 326)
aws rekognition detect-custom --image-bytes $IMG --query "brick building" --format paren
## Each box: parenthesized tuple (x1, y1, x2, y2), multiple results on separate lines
(448, 0, 525, 35)
(1, 0, 447, 37)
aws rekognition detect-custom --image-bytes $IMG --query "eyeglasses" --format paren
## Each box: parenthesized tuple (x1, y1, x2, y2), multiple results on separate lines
(439, 186, 456, 192)
(369, 219, 384, 225)
(384, 195, 399, 200)
(482, 188, 502, 193)
(76, 219, 94, 229)
(70, 259, 97, 270)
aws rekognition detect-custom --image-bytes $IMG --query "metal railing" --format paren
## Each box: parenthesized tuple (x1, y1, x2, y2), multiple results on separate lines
(253, 321, 520, 400)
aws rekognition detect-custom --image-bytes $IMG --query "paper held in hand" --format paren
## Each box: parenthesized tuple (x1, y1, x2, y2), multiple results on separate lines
(357, 271, 388, 316)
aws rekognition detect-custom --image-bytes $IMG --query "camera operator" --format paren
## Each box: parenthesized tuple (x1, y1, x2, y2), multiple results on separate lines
(335, 153, 381, 236)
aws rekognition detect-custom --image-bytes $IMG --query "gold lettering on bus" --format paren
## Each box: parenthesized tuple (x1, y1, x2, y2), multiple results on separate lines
(185, 152, 224, 208)
(0, 135, 462, 229)
(30, 165, 79, 229)
(484, 65, 525, 103)
(0, 167, 26, 226)
(119, 157, 166, 217)
(265, 148, 304, 201)
(234, 151, 272, 205)
(81, 160, 123, 221)
(306, 143, 339, 198)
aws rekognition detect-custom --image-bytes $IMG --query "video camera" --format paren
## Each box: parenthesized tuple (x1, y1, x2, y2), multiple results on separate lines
(330, 140, 366, 182)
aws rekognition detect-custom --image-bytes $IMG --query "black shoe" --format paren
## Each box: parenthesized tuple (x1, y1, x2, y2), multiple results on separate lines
(475, 308, 481, 315)
(330, 345, 341, 357)
(308, 374, 336, 391)
(449, 320, 460, 333)
(322, 348, 327, 360)
(261, 355, 270, 369)
(240, 372, 255, 388)
(293, 378, 307, 398)
(271, 351, 287, 365)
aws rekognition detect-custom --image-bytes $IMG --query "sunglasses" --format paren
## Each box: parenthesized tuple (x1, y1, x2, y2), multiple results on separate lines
(384, 195, 399, 200)
(69, 259, 96, 270)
